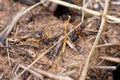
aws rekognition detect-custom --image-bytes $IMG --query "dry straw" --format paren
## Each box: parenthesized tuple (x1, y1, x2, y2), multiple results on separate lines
(80, 0, 110, 80)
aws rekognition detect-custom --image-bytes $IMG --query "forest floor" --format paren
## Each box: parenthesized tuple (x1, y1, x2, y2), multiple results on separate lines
(0, 0, 120, 80)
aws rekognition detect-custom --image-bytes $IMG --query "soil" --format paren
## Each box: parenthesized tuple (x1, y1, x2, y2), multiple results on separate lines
(0, 0, 120, 80)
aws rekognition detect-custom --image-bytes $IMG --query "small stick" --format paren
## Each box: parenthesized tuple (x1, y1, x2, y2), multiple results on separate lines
(0, 8, 25, 43)
(94, 66, 117, 70)
(47, 0, 120, 23)
(111, 1, 120, 5)
(60, 70, 76, 76)
(21, 1, 45, 16)
(10, 64, 18, 80)
(95, 51, 120, 68)
(6, 39, 11, 66)
(66, 38, 77, 51)
(100, 56, 120, 64)
(80, 0, 110, 80)
(62, 16, 71, 53)
(81, 0, 86, 22)
(96, 43, 120, 48)
(19, 64, 73, 80)
(19, 65, 44, 80)
(0, 73, 4, 80)
(26, 75, 32, 80)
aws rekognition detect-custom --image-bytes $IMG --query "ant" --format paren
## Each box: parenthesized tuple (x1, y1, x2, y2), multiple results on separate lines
(42, 23, 85, 45)
(70, 23, 85, 42)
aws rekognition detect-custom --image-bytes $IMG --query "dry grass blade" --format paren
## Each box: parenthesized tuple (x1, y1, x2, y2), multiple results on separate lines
(26, 75, 32, 80)
(60, 70, 76, 76)
(81, 0, 86, 22)
(62, 16, 71, 53)
(0, 73, 4, 80)
(19, 65, 44, 80)
(6, 39, 11, 66)
(21, 1, 45, 15)
(111, 1, 120, 5)
(100, 56, 120, 64)
(94, 66, 117, 70)
(79, 0, 110, 80)
(19, 64, 73, 80)
(66, 39, 77, 51)
(96, 43, 120, 48)
(0, 8, 25, 43)
(47, 0, 120, 23)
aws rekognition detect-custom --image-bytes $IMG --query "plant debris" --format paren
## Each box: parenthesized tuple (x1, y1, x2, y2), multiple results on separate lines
(0, 0, 120, 80)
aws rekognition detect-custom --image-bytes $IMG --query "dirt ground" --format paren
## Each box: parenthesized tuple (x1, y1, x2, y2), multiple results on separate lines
(0, 0, 120, 80)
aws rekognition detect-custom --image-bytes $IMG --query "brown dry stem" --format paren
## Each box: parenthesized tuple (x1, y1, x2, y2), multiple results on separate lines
(80, 0, 110, 80)
(100, 56, 120, 64)
(0, 8, 25, 43)
(62, 16, 71, 53)
(96, 43, 120, 48)
(19, 64, 73, 80)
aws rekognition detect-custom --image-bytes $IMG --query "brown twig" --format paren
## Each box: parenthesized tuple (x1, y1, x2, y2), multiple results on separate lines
(94, 66, 117, 70)
(6, 39, 11, 66)
(0, 8, 25, 43)
(26, 75, 32, 80)
(100, 56, 120, 64)
(0, 73, 4, 80)
(19, 65, 44, 80)
(111, 1, 120, 5)
(96, 43, 120, 48)
(19, 64, 73, 80)
(80, 0, 110, 80)
(60, 70, 76, 76)
(62, 16, 71, 53)
(66, 36, 77, 51)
